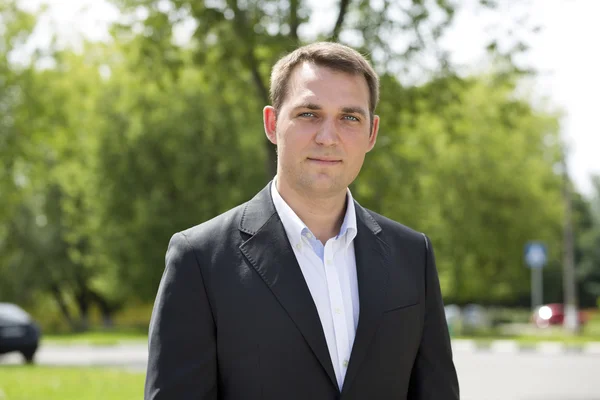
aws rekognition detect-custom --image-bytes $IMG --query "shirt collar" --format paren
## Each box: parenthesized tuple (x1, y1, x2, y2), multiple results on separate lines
(271, 178, 357, 246)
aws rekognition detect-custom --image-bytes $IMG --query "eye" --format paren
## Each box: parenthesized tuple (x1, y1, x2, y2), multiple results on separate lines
(298, 112, 316, 118)
(343, 115, 360, 122)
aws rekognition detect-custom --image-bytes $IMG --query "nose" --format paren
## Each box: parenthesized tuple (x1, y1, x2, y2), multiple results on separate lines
(314, 117, 339, 146)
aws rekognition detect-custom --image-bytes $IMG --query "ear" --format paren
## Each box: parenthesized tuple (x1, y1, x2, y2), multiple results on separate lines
(263, 106, 277, 145)
(367, 114, 380, 152)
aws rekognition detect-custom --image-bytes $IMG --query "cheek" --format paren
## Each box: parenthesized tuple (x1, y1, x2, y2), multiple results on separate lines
(278, 129, 312, 151)
(344, 136, 371, 156)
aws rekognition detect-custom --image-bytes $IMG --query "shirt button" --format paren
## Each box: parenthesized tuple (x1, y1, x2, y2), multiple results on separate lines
(326, 259, 332, 265)
(306, 232, 313, 239)
(343, 360, 349, 368)
(334, 308, 341, 315)
(295, 243, 301, 250)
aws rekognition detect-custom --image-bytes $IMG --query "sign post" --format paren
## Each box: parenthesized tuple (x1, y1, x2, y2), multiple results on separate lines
(525, 242, 547, 310)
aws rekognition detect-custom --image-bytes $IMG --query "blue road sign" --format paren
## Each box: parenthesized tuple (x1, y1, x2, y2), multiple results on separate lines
(525, 242, 547, 269)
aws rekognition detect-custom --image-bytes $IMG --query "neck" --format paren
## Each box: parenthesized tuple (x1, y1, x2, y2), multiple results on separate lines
(276, 177, 348, 244)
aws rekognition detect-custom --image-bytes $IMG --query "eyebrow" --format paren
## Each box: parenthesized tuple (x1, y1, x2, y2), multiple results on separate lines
(292, 103, 368, 119)
(292, 102, 322, 111)
(341, 106, 368, 119)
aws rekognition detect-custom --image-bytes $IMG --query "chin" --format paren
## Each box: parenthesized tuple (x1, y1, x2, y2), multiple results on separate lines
(302, 177, 346, 194)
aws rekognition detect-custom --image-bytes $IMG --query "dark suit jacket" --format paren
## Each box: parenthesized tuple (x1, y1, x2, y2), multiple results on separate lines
(144, 183, 459, 400)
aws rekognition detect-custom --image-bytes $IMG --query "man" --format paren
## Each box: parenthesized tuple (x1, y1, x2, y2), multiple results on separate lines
(145, 42, 459, 400)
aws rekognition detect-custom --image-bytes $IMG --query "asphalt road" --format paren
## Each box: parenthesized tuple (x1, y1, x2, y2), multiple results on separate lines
(0, 343, 148, 370)
(1, 342, 599, 399)
(455, 351, 600, 400)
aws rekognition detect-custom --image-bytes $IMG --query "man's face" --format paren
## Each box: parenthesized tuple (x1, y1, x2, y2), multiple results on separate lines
(264, 62, 379, 198)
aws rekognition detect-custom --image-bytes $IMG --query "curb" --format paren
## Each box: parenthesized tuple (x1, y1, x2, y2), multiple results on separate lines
(451, 339, 600, 355)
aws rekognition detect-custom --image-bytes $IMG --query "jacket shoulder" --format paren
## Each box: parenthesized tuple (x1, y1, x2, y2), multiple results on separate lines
(363, 208, 427, 245)
(176, 203, 247, 249)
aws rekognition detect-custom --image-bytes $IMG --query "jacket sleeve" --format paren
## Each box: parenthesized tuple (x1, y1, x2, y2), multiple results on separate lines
(144, 232, 218, 400)
(407, 234, 460, 399)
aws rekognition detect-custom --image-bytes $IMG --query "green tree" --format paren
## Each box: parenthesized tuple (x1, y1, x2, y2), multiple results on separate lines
(0, 0, 36, 222)
(98, 0, 547, 305)
(0, 0, 566, 332)
(83, 34, 267, 300)
(109, 0, 536, 178)
(0, 1, 124, 328)
(356, 75, 564, 304)
(576, 176, 600, 307)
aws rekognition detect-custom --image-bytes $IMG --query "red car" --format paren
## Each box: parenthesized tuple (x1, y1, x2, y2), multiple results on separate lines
(532, 303, 587, 328)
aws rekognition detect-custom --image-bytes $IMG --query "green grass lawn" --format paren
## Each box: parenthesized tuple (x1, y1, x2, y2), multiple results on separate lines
(0, 366, 145, 400)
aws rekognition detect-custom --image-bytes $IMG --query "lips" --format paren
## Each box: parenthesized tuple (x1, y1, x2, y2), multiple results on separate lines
(307, 157, 342, 165)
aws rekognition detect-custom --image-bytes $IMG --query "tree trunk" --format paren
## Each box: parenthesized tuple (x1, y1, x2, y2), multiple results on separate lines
(246, 50, 277, 178)
(289, 0, 300, 41)
(50, 284, 76, 330)
(330, 0, 351, 41)
(90, 290, 115, 329)
(74, 291, 90, 332)
(228, 0, 277, 179)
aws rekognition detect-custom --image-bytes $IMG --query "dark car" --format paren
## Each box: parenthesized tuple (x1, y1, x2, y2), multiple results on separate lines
(532, 303, 587, 328)
(0, 303, 41, 363)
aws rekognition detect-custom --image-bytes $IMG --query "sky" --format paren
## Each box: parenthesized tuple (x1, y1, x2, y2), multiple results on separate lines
(16, 0, 600, 196)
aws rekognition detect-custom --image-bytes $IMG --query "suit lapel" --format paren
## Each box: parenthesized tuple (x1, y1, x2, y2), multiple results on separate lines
(238, 184, 338, 390)
(342, 203, 390, 395)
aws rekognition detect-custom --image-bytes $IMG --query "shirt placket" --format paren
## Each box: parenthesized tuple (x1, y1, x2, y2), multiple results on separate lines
(323, 239, 350, 388)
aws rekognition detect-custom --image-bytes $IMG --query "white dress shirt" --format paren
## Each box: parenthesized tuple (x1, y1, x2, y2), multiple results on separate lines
(271, 180, 359, 390)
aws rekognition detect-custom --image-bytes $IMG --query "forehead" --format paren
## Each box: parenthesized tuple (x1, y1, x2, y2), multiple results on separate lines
(285, 62, 370, 107)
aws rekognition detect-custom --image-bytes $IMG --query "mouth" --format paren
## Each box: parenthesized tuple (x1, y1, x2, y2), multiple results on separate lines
(307, 157, 342, 165)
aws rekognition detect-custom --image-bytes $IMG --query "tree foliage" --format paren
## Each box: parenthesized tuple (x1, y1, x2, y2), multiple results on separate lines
(0, 0, 596, 330)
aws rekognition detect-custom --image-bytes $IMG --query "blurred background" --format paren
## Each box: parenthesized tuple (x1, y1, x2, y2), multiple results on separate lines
(0, 0, 599, 399)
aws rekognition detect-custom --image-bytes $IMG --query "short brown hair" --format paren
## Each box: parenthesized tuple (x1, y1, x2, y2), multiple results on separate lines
(269, 42, 380, 123)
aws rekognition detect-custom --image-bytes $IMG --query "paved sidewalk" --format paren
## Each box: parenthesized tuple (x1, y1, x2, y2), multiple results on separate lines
(1, 340, 598, 368)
